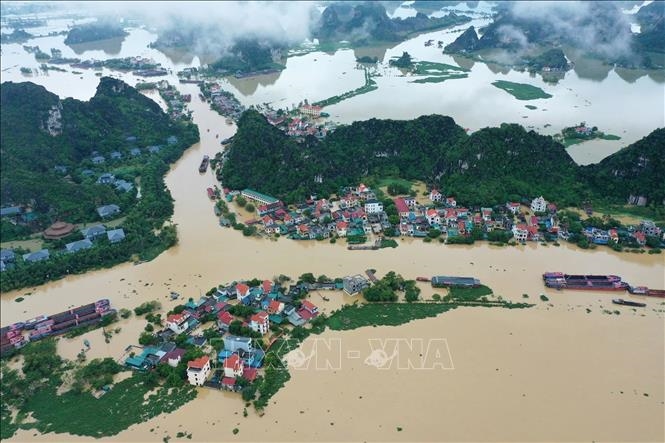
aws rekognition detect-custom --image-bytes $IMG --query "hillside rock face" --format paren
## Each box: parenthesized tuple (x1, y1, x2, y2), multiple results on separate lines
(444, 25, 479, 52)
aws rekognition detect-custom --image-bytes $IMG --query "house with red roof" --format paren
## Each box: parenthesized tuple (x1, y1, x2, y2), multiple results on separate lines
(242, 367, 258, 382)
(506, 202, 521, 215)
(250, 311, 270, 335)
(267, 299, 284, 314)
(481, 208, 492, 222)
(298, 224, 309, 236)
(301, 300, 318, 315)
(336, 221, 348, 237)
(526, 225, 540, 241)
(632, 231, 646, 246)
(394, 198, 410, 217)
(429, 189, 442, 202)
(262, 279, 274, 294)
(223, 354, 244, 378)
(166, 312, 190, 334)
(446, 197, 457, 207)
(235, 283, 250, 300)
(608, 228, 619, 243)
(426, 208, 440, 226)
(186, 356, 211, 386)
(217, 311, 235, 331)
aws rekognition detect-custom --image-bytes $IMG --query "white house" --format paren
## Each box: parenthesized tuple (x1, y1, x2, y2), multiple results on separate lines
(364, 199, 384, 214)
(530, 196, 547, 213)
(426, 208, 440, 226)
(336, 221, 348, 237)
(429, 189, 442, 202)
(223, 354, 244, 378)
(166, 312, 190, 334)
(512, 223, 529, 242)
(506, 202, 521, 215)
(250, 311, 270, 335)
(186, 356, 211, 386)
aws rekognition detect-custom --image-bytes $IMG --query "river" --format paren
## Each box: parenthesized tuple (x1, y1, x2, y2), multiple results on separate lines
(1, 5, 665, 442)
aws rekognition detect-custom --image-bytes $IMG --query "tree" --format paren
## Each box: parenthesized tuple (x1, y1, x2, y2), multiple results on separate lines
(245, 203, 255, 213)
(236, 195, 247, 207)
(299, 273, 316, 284)
(229, 320, 243, 335)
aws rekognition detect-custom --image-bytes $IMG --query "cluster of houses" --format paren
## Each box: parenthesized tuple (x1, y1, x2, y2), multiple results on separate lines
(124, 274, 373, 390)
(86, 134, 178, 167)
(578, 220, 663, 247)
(263, 103, 336, 140)
(206, 83, 245, 121)
(157, 82, 192, 120)
(0, 222, 126, 271)
(224, 185, 664, 248)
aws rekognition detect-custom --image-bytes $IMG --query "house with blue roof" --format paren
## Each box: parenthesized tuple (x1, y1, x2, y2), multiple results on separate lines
(107, 228, 126, 243)
(23, 249, 50, 263)
(81, 224, 107, 241)
(66, 239, 93, 253)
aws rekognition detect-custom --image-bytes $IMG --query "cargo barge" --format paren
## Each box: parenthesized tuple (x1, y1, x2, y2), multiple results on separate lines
(1, 299, 115, 356)
(543, 273, 628, 291)
(199, 155, 210, 173)
(431, 276, 481, 288)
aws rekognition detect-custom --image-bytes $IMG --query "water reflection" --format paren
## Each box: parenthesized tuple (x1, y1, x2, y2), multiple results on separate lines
(66, 35, 125, 55)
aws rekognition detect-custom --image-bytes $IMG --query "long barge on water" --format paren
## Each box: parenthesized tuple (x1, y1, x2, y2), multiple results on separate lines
(627, 286, 665, 297)
(0, 299, 115, 355)
(542, 273, 628, 291)
(199, 155, 210, 173)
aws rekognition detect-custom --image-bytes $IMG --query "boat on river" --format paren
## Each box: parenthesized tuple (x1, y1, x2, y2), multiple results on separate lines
(543, 273, 628, 291)
(199, 155, 210, 173)
(628, 286, 665, 297)
(612, 299, 646, 307)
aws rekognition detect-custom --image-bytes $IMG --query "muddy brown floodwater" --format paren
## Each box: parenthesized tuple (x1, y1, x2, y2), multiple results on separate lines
(3, 83, 664, 443)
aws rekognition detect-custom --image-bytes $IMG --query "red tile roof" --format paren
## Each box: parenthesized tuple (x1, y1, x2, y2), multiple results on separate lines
(242, 367, 258, 382)
(268, 300, 282, 313)
(251, 311, 269, 324)
(167, 313, 187, 324)
(262, 279, 273, 293)
(224, 354, 241, 370)
(218, 311, 234, 324)
(221, 377, 236, 386)
(236, 283, 250, 296)
(336, 221, 348, 229)
(302, 299, 317, 312)
(394, 198, 409, 214)
(187, 355, 210, 369)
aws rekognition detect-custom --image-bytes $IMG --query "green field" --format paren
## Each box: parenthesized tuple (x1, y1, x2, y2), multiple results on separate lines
(411, 74, 468, 83)
(326, 303, 456, 330)
(525, 104, 538, 110)
(562, 132, 622, 147)
(492, 80, 553, 100)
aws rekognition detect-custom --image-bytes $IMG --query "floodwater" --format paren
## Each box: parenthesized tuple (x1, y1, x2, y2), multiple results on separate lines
(1, 11, 664, 165)
(2, 7, 665, 442)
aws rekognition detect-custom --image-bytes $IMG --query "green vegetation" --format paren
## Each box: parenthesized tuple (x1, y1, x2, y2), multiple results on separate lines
(64, 21, 127, 45)
(556, 123, 621, 147)
(491, 80, 553, 100)
(411, 74, 468, 84)
(356, 56, 378, 64)
(380, 238, 398, 248)
(313, 67, 377, 107)
(1, 339, 195, 439)
(0, 78, 199, 291)
(389, 52, 414, 68)
(208, 38, 285, 75)
(221, 110, 665, 208)
(327, 303, 455, 330)
(65, 22, 127, 45)
(314, 2, 471, 45)
(0, 29, 33, 44)
(134, 300, 161, 316)
(525, 105, 537, 110)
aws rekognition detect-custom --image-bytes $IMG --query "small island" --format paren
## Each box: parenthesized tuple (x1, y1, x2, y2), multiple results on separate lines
(491, 80, 553, 100)
(555, 122, 621, 147)
(64, 21, 127, 45)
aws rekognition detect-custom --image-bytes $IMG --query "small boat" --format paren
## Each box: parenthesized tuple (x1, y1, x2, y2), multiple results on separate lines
(612, 299, 646, 307)
(170, 291, 180, 300)
(199, 155, 210, 173)
(416, 277, 430, 282)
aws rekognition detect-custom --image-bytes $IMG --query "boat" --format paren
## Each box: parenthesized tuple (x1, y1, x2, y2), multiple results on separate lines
(170, 291, 180, 300)
(612, 299, 646, 307)
(628, 286, 665, 297)
(416, 277, 430, 282)
(199, 155, 210, 173)
(431, 276, 481, 288)
(207, 187, 216, 200)
(543, 273, 628, 291)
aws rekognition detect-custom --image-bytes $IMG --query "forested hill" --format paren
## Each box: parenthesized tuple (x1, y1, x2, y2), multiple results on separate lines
(581, 129, 665, 206)
(0, 78, 198, 221)
(314, 2, 471, 44)
(220, 110, 664, 207)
